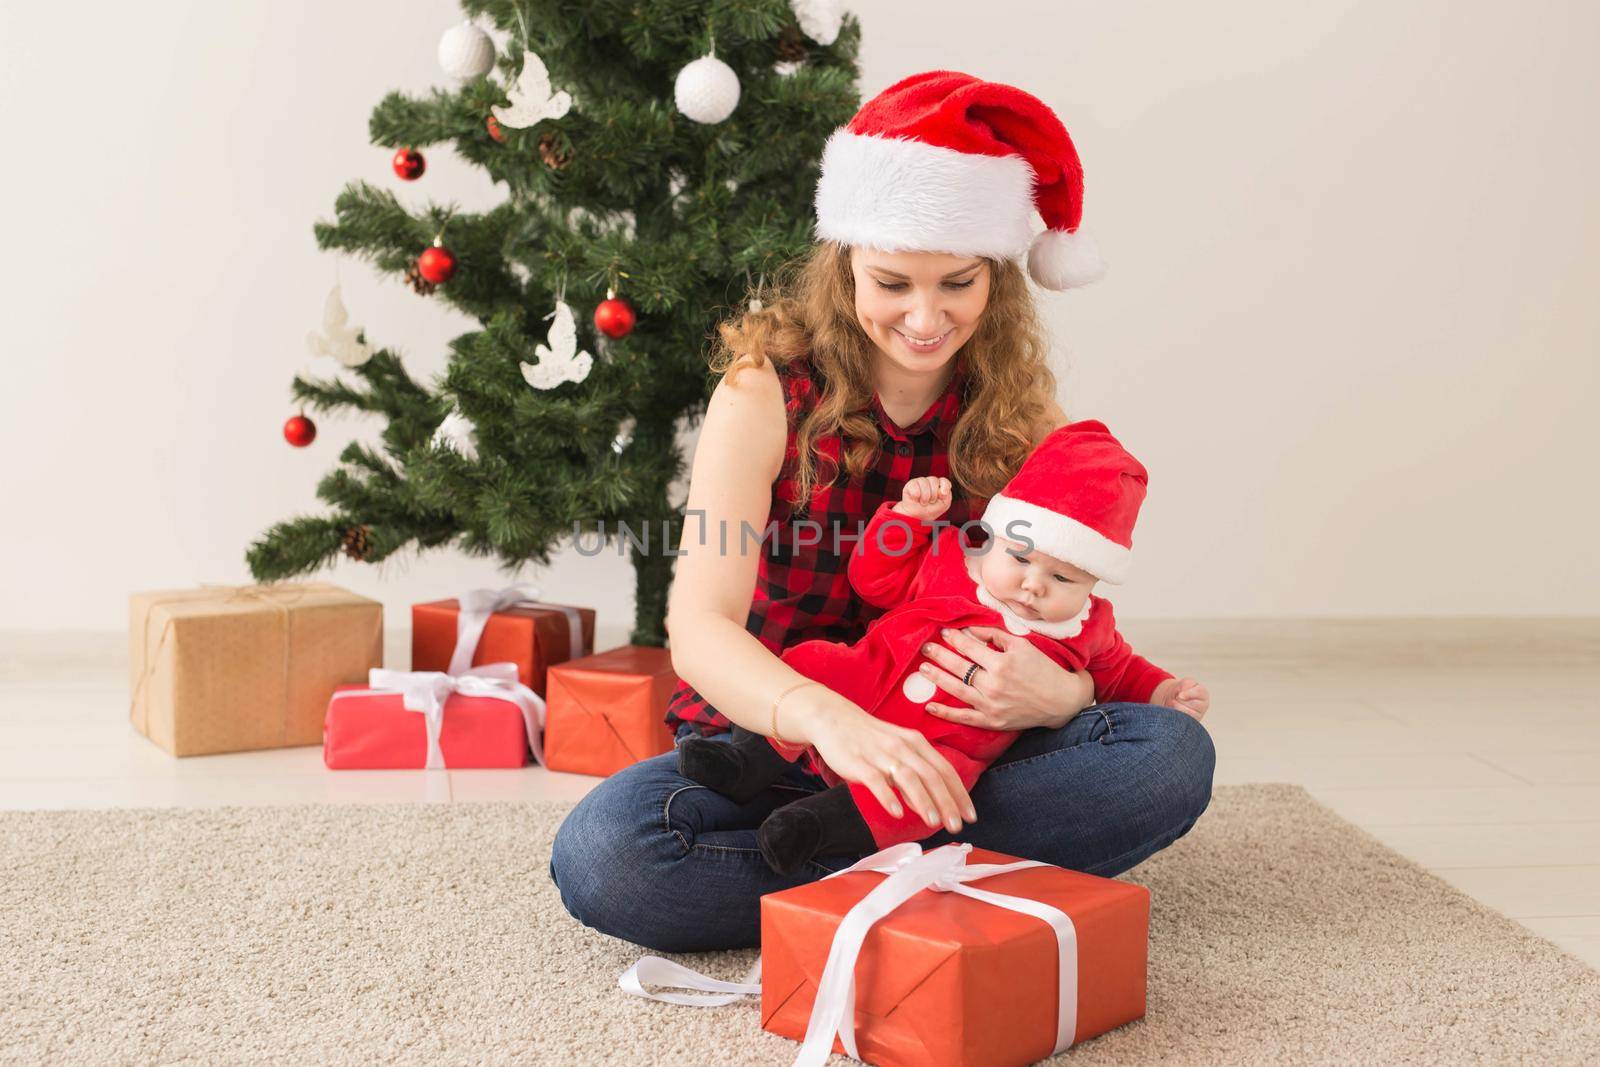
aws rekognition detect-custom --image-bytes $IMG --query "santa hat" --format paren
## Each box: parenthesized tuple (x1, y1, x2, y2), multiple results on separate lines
(813, 69, 1105, 290)
(981, 420, 1146, 583)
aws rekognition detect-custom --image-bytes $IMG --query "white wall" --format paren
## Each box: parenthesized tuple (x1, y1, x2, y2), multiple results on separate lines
(3, 0, 1596, 631)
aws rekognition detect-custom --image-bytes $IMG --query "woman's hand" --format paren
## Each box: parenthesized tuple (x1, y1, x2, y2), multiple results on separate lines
(787, 685, 977, 834)
(919, 625, 1094, 731)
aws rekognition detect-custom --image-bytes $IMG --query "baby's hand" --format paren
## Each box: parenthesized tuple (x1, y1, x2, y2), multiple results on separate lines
(1155, 677, 1210, 721)
(893, 476, 952, 522)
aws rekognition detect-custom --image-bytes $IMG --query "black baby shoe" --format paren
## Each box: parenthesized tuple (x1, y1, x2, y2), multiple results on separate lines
(677, 736, 764, 802)
(756, 785, 877, 875)
(677, 725, 793, 805)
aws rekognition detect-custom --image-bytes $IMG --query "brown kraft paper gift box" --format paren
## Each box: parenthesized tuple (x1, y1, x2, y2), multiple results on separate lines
(542, 645, 678, 776)
(128, 583, 383, 757)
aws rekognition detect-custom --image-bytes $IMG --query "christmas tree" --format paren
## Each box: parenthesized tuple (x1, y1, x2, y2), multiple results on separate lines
(247, 1, 861, 646)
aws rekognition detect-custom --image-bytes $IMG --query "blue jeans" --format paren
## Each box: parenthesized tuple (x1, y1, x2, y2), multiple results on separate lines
(548, 702, 1215, 952)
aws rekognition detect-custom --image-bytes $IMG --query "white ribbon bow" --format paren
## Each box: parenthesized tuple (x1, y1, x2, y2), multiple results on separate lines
(329, 663, 548, 770)
(449, 585, 588, 676)
(618, 842, 1079, 1066)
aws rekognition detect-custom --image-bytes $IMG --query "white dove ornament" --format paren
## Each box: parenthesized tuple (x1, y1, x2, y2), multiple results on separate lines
(491, 50, 572, 129)
(305, 285, 373, 367)
(791, 0, 844, 45)
(520, 301, 593, 390)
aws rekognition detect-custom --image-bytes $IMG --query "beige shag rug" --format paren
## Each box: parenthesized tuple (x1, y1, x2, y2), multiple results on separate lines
(2, 784, 1596, 1065)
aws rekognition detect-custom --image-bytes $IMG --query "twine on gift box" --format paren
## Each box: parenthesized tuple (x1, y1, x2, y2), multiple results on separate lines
(127, 583, 317, 747)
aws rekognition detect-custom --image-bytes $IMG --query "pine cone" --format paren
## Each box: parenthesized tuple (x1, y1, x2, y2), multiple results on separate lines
(340, 523, 373, 562)
(404, 263, 437, 296)
(538, 131, 572, 170)
(777, 25, 809, 63)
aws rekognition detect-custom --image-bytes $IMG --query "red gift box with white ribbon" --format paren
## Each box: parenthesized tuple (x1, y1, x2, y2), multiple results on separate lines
(411, 586, 593, 696)
(619, 841, 1149, 1067)
(323, 663, 546, 770)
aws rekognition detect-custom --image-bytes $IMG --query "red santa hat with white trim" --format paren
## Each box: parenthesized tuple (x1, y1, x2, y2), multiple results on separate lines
(813, 69, 1105, 290)
(982, 420, 1146, 583)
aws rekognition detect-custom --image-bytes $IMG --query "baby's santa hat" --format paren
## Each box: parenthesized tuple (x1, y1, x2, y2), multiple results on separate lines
(982, 420, 1147, 583)
(813, 69, 1105, 290)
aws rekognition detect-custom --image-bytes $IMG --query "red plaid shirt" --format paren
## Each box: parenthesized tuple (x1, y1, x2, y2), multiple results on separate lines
(666, 355, 983, 736)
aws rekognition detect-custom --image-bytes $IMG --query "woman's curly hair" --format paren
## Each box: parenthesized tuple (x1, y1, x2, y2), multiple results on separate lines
(709, 240, 1059, 513)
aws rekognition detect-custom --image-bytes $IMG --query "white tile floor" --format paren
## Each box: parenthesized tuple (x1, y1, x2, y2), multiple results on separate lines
(3, 620, 1597, 969)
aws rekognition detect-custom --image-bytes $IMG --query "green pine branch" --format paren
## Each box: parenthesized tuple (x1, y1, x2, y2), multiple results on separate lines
(251, 0, 863, 643)
(246, 516, 348, 578)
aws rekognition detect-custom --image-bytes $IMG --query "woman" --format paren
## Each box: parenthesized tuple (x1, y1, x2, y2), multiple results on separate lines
(549, 71, 1215, 952)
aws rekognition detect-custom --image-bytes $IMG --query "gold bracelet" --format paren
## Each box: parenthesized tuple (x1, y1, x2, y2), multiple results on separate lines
(771, 680, 818, 746)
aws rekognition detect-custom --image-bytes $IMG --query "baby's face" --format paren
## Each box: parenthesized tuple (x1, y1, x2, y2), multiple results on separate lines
(974, 537, 1097, 622)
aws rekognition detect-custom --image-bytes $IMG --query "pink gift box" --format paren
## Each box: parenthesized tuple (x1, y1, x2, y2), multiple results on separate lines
(323, 683, 530, 769)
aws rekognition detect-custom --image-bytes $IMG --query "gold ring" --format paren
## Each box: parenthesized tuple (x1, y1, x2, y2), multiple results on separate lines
(884, 763, 899, 779)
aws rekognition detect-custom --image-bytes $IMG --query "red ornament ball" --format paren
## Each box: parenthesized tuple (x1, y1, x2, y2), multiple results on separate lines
(283, 414, 317, 448)
(594, 296, 636, 339)
(391, 147, 425, 181)
(417, 243, 456, 284)
(486, 115, 505, 143)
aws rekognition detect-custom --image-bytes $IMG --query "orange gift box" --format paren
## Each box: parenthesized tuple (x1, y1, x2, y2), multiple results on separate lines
(542, 645, 678, 776)
(760, 846, 1150, 1066)
(411, 597, 594, 694)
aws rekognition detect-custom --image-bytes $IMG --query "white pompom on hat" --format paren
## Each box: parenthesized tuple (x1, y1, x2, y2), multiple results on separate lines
(813, 69, 1105, 290)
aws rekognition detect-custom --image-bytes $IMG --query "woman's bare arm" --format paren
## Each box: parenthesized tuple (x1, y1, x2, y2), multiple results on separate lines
(665, 356, 807, 734)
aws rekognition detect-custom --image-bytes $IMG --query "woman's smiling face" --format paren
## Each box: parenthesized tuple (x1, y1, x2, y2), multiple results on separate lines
(850, 247, 991, 371)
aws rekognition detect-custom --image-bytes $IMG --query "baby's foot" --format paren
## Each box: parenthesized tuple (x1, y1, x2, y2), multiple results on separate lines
(756, 803, 826, 875)
(678, 737, 754, 800)
(755, 785, 878, 875)
(677, 735, 792, 805)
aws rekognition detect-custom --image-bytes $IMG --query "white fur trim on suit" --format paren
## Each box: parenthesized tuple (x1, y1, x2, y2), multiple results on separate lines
(982, 493, 1132, 584)
(813, 130, 1037, 258)
(973, 582, 1093, 638)
(1028, 228, 1106, 290)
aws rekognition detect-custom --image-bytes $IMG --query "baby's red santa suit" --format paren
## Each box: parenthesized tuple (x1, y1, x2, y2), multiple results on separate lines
(776, 418, 1174, 847)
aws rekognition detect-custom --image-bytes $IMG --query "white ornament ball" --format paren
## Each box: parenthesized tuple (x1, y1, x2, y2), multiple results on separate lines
(675, 54, 741, 124)
(431, 409, 481, 461)
(438, 21, 496, 81)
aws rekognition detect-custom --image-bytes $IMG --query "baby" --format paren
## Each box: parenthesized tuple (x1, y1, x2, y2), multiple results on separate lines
(678, 419, 1209, 874)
